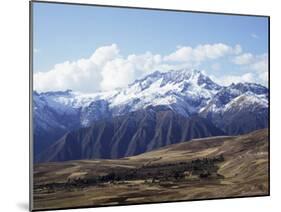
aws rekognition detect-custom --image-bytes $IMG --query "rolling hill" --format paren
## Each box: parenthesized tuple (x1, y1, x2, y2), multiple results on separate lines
(33, 128, 269, 210)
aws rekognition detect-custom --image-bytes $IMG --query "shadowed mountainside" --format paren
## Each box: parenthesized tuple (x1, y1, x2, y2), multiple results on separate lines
(37, 108, 224, 163)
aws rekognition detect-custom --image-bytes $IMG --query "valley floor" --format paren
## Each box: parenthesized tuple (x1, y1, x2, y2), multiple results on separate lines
(32, 128, 269, 210)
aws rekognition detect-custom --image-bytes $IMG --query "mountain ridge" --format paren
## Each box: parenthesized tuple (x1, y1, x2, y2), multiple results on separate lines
(33, 68, 268, 160)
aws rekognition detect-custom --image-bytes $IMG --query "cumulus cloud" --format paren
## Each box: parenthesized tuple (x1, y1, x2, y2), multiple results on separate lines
(252, 54, 268, 84)
(232, 53, 268, 85)
(164, 43, 242, 63)
(211, 52, 268, 86)
(250, 54, 268, 72)
(233, 53, 255, 65)
(34, 44, 166, 92)
(34, 43, 267, 92)
(100, 51, 179, 90)
(34, 44, 119, 92)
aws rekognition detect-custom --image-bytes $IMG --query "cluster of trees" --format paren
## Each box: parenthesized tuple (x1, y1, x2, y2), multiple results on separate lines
(65, 154, 225, 186)
(34, 155, 225, 193)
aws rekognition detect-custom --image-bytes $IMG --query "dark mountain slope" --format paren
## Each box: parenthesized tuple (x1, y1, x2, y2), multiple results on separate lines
(37, 108, 224, 163)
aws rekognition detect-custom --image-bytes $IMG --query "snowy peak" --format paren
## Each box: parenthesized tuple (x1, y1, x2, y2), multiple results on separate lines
(109, 69, 222, 116)
(200, 82, 268, 116)
(127, 69, 221, 98)
(198, 82, 268, 136)
(160, 69, 201, 84)
(224, 91, 268, 112)
(160, 69, 221, 93)
(203, 82, 268, 110)
(130, 69, 221, 92)
(131, 70, 163, 90)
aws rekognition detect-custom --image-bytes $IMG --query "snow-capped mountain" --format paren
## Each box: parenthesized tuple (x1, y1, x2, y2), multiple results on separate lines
(200, 83, 268, 134)
(200, 82, 268, 114)
(109, 69, 221, 117)
(33, 68, 268, 159)
(34, 69, 222, 128)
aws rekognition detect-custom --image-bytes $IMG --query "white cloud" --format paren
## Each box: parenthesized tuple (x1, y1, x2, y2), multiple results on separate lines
(250, 54, 268, 73)
(34, 43, 267, 92)
(164, 43, 241, 63)
(211, 52, 268, 86)
(232, 53, 268, 85)
(34, 44, 167, 92)
(251, 54, 268, 84)
(90, 44, 120, 65)
(164, 46, 193, 62)
(233, 53, 255, 65)
(211, 63, 221, 71)
(34, 44, 119, 92)
(100, 58, 135, 90)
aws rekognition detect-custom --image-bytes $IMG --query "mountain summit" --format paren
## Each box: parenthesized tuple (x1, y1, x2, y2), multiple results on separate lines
(110, 69, 222, 117)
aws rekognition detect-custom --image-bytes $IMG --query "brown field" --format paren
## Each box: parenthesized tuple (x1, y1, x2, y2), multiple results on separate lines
(33, 128, 269, 210)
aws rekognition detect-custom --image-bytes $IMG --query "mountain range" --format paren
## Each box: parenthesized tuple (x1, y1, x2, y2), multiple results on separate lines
(33, 69, 268, 163)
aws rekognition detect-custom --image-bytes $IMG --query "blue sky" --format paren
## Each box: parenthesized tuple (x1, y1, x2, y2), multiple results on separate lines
(33, 2, 269, 92)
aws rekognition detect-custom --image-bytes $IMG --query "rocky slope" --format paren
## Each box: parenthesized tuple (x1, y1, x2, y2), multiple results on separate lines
(37, 108, 224, 162)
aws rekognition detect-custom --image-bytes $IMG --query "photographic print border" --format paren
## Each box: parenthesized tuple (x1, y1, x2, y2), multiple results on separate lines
(29, 1, 270, 211)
